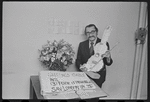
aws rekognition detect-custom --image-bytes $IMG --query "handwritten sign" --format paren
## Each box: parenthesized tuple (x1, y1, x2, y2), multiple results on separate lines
(39, 71, 96, 95)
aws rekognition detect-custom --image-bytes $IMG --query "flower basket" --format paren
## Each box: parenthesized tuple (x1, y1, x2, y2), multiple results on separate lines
(38, 39, 75, 71)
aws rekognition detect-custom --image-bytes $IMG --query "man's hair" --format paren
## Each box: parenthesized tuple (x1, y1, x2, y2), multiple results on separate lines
(84, 24, 98, 35)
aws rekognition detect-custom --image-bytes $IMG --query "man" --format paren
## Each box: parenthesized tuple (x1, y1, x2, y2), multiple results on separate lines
(75, 24, 113, 88)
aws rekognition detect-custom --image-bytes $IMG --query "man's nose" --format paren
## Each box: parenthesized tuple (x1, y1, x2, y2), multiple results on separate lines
(89, 33, 95, 36)
(89, 35, 94, 38)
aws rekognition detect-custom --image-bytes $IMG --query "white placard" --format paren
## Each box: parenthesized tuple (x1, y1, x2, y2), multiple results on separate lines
(39, 71, 96, 95)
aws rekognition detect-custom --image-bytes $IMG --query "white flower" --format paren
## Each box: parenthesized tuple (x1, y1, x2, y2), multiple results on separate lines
(62, 46, 67, 51)
(61, 56, 66, 62)
(45, 55, 50, 61)
(42, 51, 48, 55)
(56, 53, 62, 59)
(65, 51, 69, 55)
(51, 53, 56, 57)
(49, 46, 54, 52)
(43, 56, 46, 61)
(53, 40, 58, 46)
(51, 57, 55, 62)
(64, 61, 67, 65)
(46, 47, 50, 51)
(62, 56, 66, 61)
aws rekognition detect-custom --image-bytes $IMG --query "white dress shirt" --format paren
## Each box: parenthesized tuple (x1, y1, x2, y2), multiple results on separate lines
(89, 38, 97, 48)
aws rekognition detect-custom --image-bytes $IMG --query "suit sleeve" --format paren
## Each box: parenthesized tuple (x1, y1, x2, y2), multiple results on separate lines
(75, 43, 82, 70)
(103, 42, 113, 66)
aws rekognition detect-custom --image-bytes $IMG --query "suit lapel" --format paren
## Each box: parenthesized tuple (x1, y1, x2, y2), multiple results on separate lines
(95, 38, 101, 45)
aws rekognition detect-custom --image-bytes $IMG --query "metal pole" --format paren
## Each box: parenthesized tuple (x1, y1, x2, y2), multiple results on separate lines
(130, 2, 147, 99)
(137, 5, 147, 99)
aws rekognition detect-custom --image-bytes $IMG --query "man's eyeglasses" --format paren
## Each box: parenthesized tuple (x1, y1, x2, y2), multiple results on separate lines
(86, 30, 96, 35)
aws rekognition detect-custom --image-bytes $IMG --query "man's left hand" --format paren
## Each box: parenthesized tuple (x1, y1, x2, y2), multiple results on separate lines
(101, 51, 111, 63)
(101, 51, 111, 58)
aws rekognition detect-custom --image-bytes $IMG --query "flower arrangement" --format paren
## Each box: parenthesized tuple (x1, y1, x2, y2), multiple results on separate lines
(38, 39, 75, 71)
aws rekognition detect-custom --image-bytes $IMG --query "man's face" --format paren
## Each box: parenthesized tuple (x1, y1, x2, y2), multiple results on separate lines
(85, 26, 98, 41)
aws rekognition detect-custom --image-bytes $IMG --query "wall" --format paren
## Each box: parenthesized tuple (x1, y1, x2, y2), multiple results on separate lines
(2, 2, 140, 99)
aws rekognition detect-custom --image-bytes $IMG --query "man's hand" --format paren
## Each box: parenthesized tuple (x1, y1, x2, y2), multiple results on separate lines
(101, 51, 111, 58)
(80, 67, 88, 72)
(80, 64, 88, 71)
(101, 51, 111, 63)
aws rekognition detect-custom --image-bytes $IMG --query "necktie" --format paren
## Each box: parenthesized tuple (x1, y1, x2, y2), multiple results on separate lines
(89, 42, 94, 56)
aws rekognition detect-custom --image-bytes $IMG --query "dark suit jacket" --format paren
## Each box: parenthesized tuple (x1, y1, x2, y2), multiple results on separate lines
(75, 38, 113, 87)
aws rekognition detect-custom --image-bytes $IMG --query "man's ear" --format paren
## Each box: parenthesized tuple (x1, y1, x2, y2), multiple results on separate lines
(96, 32, 98, 36)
